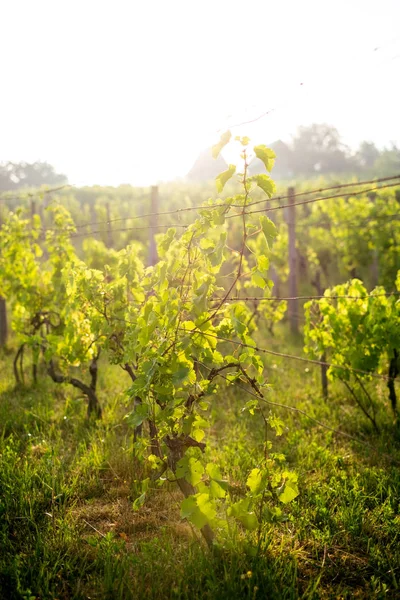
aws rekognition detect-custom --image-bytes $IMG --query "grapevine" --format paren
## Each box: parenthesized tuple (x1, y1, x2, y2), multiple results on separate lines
(304, 277, 400, 428)
(0, 133, 299, 547)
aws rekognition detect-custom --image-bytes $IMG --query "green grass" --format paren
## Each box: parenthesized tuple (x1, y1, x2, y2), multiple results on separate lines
(0, 335, 399, 600)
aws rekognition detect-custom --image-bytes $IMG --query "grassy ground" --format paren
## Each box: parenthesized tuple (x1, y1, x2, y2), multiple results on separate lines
(0, 329, 399, 600)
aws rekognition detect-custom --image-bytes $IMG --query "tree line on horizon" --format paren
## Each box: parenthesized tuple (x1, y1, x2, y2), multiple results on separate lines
(187, 123, 400, 182)
(1, 124, 400, 191)
(0, 161, 67, 192)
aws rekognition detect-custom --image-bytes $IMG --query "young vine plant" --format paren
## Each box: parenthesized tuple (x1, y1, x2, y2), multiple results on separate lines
(0, 205, 103, 416)
(0, 132, 298, 547)
(304, 276, 400, 431)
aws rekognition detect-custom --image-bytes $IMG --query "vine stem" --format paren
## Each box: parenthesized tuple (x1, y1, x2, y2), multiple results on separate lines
(256, 403, 269, 557)
(341, 379, 379, 433)
(198, 148, 250, 327)
(47, 359, 102, 419)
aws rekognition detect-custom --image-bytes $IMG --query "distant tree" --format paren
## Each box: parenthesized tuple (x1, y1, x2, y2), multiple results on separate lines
(290, 124, 351, 176)
(372, 144, 400, 176)
(0, 161, 67, 192)
(187, 148, 228, 182)
(355, 141, 380, 170)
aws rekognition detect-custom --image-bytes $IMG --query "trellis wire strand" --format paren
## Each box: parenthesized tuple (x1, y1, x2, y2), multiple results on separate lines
(35, 174, 400, 231)
(182, 328, 392, 381)
(208, 367, 400, 466)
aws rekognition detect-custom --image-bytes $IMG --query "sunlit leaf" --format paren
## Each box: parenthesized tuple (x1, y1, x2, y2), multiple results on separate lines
(181, 493, 216, 529)
(176, 456, 204, 486)
(268, 414, 285, 436)
(216, 164, 236, 193)
(251, 174, 276, 197)
(132, 492, 146, 511)
(247, 468, 266, 495)
(228, 498, 258, 531)
(259, 215, 277, 249)
(279, 482, 299, 504)
(253, 145, 276, 172)
(210, 480, 227, 498)
(212, 130, 232, 159)
(251, 271, 267, 289)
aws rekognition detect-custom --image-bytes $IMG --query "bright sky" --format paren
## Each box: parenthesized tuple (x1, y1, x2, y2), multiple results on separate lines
(1, 0, 400, 185)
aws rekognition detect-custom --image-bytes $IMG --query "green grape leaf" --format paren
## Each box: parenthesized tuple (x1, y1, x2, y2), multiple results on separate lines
(251, 271, 267, 289)
(278, 472, 299, 504)
(180, 320, 196, 331)
(157, 228, 176, 256)
(268, 414, 285, 436)
(235, 135, 250, 146)
(206, 463, 228, 497)
(125, 403, 150, 428)
(279, 481, 299, 504)
(206, 463, 222, 480)
(191, 428, 205, 442)
(251, 174, 276, 197)
(176, 456, 204, 486)
(172, 365, 195, 385)
(257, 254, 270, 274)
(241, 399, 258, 415)
(216, 164, 236, 193)
(259, 215, 277, 249)
(231, 304, 249, 335)
(181, 493, 216, 529)
(253, 145, 276, 172)
(212, 130, 232, 159)
(210, 480, 227, 498)
(228, 498, 258, 531)
(238, 512, 258, 531)
(247, 468, 266, 495)
(132, 492, 146, 511)
(193, 279, 211, 315)
(209, 232, 227, 267)
(210, 207, 227, 227)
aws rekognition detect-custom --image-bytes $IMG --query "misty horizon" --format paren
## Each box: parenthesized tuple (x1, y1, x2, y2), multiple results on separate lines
(2, 123, 399, 189)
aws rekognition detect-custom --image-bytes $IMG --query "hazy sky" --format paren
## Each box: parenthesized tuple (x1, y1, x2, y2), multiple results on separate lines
(1, 0, 400, 185)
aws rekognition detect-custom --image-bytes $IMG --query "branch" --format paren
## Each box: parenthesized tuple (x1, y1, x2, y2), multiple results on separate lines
(47, 359, 101, 418)
(342, 379, 379, 433)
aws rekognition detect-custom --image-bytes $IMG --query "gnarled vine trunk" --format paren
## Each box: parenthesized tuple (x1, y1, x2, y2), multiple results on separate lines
(123, 363, 143, 440)
(0, 297, 7, 348)
(166, 435, 215, 549)
(311, 270, 328, 400)
(47, 358, 102, 419)
(388, 349, 399, 418)
(13, 344, 25, 385)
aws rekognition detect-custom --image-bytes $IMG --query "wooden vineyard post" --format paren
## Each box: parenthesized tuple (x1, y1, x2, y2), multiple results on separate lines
(149, 186, 159, 266)
(267, 200, 280, 297)
(0, 204, 7, 347)
(313, 269, 328, 400)
(321, 353, 328, 400)
(287, 187, 298, 334)
(106, 202, 113, 248)
(371, 250, 379, 288)
(30, 198, 36, 227)
(0, 298, 6, 348)
(90, 202, 96, 237)
(367, 191, 379, 287)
